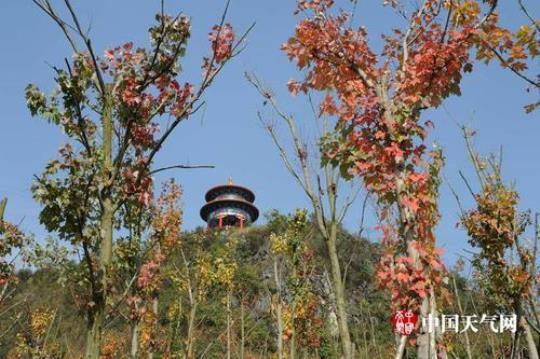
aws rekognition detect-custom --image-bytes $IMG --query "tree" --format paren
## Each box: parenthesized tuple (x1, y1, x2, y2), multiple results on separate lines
(460, 128, 539, 359)
(0, 199, 30, 311)
(0, 199, 34, 357)
(115, 179, 183, 358)
(165, 230, 219, 359)
(248, 73, 362, 358)
(25, 1, 249, 357)
(280, 0, 513, 357)
(269, 209, 324, 359)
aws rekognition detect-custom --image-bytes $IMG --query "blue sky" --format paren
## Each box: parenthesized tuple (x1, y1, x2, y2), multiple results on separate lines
(0, 0, 538, 266)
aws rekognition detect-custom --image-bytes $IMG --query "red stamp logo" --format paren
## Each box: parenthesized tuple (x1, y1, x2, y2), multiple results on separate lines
(391, 310, 418, 336)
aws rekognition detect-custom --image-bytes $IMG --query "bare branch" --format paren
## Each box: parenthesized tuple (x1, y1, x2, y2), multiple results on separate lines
(150, 164, 215, 175)
(32, 0, 79, 52)
(444, 174, 466, 217)
(231, 22, 256, 57)
(0, 198, 6, 231)
(246, 73, 321, 208)
(338, 185, 362, 225)
(476, 0, 498, 30)
(459, 170, 477, 200)
(462, 126, 486, 188)
(61, 0, 107, 94)
(257, 112, 312, 199)
(247, 72, 336, 239)
(518, 0, 540, 33)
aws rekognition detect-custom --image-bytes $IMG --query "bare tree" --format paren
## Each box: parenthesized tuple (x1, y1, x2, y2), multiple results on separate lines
(247, 73, 362, 358)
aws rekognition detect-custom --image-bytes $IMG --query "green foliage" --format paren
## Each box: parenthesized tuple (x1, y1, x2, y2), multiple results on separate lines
(0, 214, 384, 357)
(0, 209, 518, 358)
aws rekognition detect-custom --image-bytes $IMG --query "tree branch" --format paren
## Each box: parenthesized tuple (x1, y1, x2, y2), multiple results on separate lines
(518, 0, 540, 33)
(61, 0, 107, 95)
(149, 164, 215, 175)
(32, 0, 79, 52)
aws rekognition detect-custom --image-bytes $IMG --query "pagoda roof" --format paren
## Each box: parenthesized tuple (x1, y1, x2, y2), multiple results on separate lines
(200, 197, 259, 222)
(204, 184, 256, 203)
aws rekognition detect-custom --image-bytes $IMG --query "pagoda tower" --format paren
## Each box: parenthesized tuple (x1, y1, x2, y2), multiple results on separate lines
(200, 177, 259, 229)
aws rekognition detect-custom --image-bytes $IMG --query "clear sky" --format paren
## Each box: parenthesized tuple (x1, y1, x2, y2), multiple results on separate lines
(1, 0, 538, 266)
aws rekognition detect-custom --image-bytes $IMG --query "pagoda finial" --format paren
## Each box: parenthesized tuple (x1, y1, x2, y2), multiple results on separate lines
(228, 176, 234, 185)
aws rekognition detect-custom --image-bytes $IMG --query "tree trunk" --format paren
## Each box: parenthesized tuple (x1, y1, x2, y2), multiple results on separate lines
(240, 300, 245, 359)
(130, 320, 140, 359)
(290, 266, 297, 359)
(396, 169, 435, 359)
(326, 229, 353, 359)
(186, 300, 198, 359)
(148, 296, 158, 359)
(85, 310, 103, 359)
(523, 317, 539, 359)
(395, 336, 407, 359)
(407, 241, 433, 359)
(273, 257, 284, 359)
(85, 100, 114, 359)
(451, 275, 473, 359)
(226, 290, 232, 359)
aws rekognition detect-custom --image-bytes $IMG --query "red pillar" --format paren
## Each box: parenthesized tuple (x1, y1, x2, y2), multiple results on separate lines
(239, 216, 245, 229)
(218, 215, 223, 228)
